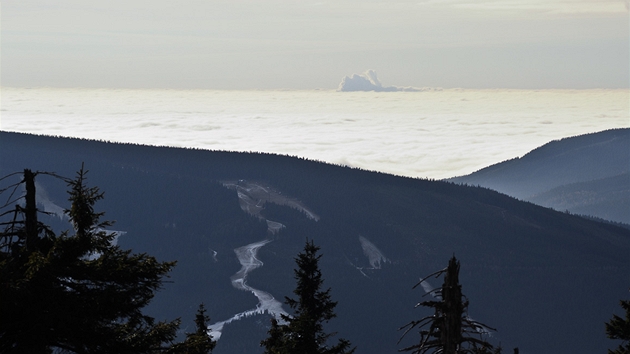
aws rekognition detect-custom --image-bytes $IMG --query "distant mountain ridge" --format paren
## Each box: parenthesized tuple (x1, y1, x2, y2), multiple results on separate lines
(1, 131, 629, 354)
(448, 128, 630, 223)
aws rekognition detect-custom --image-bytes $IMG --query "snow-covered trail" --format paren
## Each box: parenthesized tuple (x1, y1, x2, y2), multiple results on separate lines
(208, 239, 287, 340)
(207, 180, 322, 340)
(230, 240, 287, 318)
(230, 240, 270, 292)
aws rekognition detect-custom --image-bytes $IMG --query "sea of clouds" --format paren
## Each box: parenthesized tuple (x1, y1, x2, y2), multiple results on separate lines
(1, 87, 628, 179)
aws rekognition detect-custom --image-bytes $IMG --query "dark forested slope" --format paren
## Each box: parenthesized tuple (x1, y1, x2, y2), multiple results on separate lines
(448, 128, 630, 224)
(1, 131, 629, 354)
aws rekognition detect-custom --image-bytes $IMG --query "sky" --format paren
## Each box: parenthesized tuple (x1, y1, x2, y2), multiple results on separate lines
(2, 0, 629, 89)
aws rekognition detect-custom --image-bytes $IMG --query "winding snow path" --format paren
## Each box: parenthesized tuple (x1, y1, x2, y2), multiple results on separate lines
(208, 180, 321, 340)
(208, 239, 287, 340)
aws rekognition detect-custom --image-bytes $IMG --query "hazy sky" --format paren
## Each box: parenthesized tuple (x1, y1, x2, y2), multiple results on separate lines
(2, 0, 629, 89)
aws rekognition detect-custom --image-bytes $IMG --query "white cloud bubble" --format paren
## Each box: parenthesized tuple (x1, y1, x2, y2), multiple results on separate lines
(337, 70, 440, 92)
(337, 70, 384, 92)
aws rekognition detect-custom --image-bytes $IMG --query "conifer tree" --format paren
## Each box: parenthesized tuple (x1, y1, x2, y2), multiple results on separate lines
(0, 168, 214, 353)
(606, 292, 630, 354)
(399, 256, 494, 354)
(171, 304, 217, 354)
(261, 239, 355, 354)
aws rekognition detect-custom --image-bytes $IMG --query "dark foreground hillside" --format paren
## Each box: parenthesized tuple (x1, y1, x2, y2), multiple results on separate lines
(1, 131, 629, 354)
(448, 128, 630, 224)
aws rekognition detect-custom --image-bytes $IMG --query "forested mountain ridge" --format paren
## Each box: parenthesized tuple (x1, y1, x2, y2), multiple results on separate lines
(1, 131, 629, 354)
(447, 128, 630, 224)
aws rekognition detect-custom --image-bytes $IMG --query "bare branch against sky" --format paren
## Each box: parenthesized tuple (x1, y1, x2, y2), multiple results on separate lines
(1, 0, 628, 89)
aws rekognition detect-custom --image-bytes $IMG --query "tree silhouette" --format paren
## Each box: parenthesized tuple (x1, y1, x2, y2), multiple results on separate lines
(0, 168, 214, 353)
(399, 256, 494, 354)
(171, 304, 217, 354)
(261, 239, 355, 354)
(606, 291, 630, 354)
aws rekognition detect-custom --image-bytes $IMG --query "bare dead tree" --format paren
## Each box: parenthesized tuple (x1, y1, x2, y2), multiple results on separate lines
(399, 256, 496, 354)
(0, 169, 57, 254)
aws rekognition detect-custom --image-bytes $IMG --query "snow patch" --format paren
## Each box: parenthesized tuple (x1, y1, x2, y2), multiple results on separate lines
(359, 236, 389, 269)
(209, 248, 218, 262)
(420, 280, 442, 300)
(34, 182, 66, 220)
(223, 180, 320, 223)
(266, 220, 285, 234)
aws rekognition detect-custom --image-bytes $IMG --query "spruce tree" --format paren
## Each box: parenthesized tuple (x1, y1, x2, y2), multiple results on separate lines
(261, 239, 355, 354)
(171, 304, 217, 354)
(606, 292, 630, 354)
(0, 168, 214, 353)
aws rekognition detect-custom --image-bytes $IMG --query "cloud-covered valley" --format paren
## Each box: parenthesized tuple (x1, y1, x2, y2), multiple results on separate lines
(1, 88, 628, 179)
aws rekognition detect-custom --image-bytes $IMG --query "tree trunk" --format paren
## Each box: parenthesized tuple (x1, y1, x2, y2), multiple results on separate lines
(442, 257, 463, 354)
(24, 169, 38, 252)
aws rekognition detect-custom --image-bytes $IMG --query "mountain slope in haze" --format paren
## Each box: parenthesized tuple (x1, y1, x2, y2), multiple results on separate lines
(529, 173, 629, 223)
(1, 131, 629, 354)
(448, 128, 630, 224)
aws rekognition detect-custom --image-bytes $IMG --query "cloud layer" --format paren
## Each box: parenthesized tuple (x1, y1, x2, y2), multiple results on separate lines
(1, 88, 628, 179)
